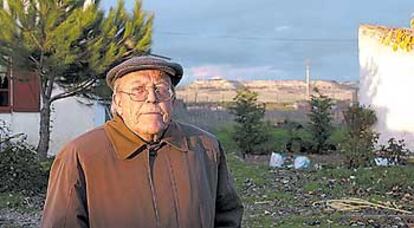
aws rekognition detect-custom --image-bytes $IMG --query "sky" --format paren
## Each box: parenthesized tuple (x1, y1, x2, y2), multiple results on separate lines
(101, 0, 414, 85)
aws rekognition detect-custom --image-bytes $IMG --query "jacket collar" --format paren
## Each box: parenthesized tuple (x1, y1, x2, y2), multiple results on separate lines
(104, 115, 188, 160)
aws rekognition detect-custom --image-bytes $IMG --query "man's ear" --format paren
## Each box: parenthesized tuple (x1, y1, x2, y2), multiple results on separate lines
(113, 93, 123, 116)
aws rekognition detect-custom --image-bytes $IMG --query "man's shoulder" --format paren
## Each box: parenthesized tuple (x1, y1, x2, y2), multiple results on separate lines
(68, 126, 107, 148)
(175, 121, 217, 141)
(174, 121, 221, 149)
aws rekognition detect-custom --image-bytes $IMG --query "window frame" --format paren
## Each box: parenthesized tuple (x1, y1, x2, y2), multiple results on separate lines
(0, 67, 11, 113)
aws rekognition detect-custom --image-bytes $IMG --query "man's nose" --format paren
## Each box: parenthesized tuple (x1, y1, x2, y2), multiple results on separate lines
(146, 88, 157, 103)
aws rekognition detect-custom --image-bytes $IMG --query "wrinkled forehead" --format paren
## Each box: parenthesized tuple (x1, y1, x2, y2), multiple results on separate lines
(114, 70, 172, 90)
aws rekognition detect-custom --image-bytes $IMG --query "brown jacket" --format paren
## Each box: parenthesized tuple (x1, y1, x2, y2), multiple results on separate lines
(41, 116, 243, 228)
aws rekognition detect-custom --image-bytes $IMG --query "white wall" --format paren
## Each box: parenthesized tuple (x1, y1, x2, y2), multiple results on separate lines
(0, 94, 106, 156)
(0, 112, 40, 147)
(359, 25, 414, 150)
(49, 96, 106, 155)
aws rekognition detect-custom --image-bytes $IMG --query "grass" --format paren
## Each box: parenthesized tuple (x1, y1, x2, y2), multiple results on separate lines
(214, 125, 414, 227)
(314, 166, 414, 195)
(214, 122, 347, 154)
(276, 214, 350, 228)
(227, 155, 414, 227)
(212, 123, 239, 152)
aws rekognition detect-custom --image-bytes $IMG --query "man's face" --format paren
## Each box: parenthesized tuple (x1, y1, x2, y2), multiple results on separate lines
(114, 70, 174, 140)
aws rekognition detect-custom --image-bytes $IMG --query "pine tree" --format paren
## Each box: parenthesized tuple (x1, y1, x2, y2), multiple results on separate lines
(0, 0, 153, 159)
(229, 88, 270, 158)
(307, 88, 334, 154)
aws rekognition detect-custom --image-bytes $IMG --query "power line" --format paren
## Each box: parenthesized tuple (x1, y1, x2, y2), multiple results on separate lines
(156, 31, 356, 43)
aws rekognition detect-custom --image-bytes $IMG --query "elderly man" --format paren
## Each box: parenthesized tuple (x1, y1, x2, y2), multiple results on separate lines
(41, 56, 243, 228)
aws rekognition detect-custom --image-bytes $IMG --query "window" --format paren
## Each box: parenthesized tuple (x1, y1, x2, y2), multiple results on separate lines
(0, 64, 10, 112)
(0, 64, 40, 113)
(13, 71, 40, 112)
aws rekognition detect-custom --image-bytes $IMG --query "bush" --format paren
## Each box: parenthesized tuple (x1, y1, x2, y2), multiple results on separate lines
(377, 138, 410, 165)
(307, 88, 334, 154)
(0, 121, 49, 196)
(281, 120, 311, 153)
(341, 103, 378, 168)
(229, 88, 271, 157)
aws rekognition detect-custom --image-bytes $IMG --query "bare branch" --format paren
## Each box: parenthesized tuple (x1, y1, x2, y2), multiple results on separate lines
(29, 55, 40, 66)
(50, 78, 96, 102)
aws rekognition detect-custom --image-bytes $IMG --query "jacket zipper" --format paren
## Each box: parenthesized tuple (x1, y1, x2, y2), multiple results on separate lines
(147, 148, 160, 227)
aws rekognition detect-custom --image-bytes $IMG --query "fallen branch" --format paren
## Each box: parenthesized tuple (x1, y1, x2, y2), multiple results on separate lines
(345, 214, 414, 219)
(254, 200, 272, 205)
(313, 197, 412, 214)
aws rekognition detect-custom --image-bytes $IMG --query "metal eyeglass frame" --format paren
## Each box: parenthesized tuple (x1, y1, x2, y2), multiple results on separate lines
(116, 85, 175, 102)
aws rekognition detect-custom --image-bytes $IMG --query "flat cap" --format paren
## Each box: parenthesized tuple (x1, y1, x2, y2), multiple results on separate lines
(106, 56, 183, 90)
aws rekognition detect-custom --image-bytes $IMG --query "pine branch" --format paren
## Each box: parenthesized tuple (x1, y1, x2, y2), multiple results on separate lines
(30, 33, 43, 50)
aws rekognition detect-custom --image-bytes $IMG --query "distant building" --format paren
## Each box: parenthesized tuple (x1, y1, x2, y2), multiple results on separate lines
(176, 78, 357, 105)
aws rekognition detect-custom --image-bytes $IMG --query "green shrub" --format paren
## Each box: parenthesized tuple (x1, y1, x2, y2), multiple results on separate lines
(307, 88, 335, 154)
(0, 121, 49, 196)
(377, 138, 410, 165)
(281, 120, 314, 153)
(0, 146, 49, 196)
(229, 88, 272, 157)
(341, 103, 378, 168)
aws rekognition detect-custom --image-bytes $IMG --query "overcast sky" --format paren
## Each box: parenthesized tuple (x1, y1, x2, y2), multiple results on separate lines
(101, 0, 414, 85)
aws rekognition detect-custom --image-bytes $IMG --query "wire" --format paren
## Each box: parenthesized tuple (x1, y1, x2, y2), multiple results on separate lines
(156, 31, 356, 43)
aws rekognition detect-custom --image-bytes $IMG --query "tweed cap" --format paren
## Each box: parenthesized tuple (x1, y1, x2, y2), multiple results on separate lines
(106, 56, 183, 90)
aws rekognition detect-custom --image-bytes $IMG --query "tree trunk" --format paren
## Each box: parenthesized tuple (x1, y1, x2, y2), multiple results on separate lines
(37, 99, 51, 160)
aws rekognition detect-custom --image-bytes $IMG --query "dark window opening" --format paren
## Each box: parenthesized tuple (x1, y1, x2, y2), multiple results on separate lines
(0, 71, 9, 107)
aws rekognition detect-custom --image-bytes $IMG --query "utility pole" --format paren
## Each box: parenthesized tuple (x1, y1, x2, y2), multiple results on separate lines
(194, 84, 198, 104)
(305, 59, 311, 100)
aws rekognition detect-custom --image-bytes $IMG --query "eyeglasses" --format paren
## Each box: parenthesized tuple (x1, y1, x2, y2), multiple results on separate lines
(116, 84, 174, 102)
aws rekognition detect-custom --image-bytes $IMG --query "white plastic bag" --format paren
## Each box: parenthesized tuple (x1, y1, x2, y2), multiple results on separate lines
(269, 152, 285, 168)
(294, 156, 310, 169)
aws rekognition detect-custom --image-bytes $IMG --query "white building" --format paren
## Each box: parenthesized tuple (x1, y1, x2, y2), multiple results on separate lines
(0, 0, 108, 155)
(359, 24, 414, 151)
(0, 67, 108, 156)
